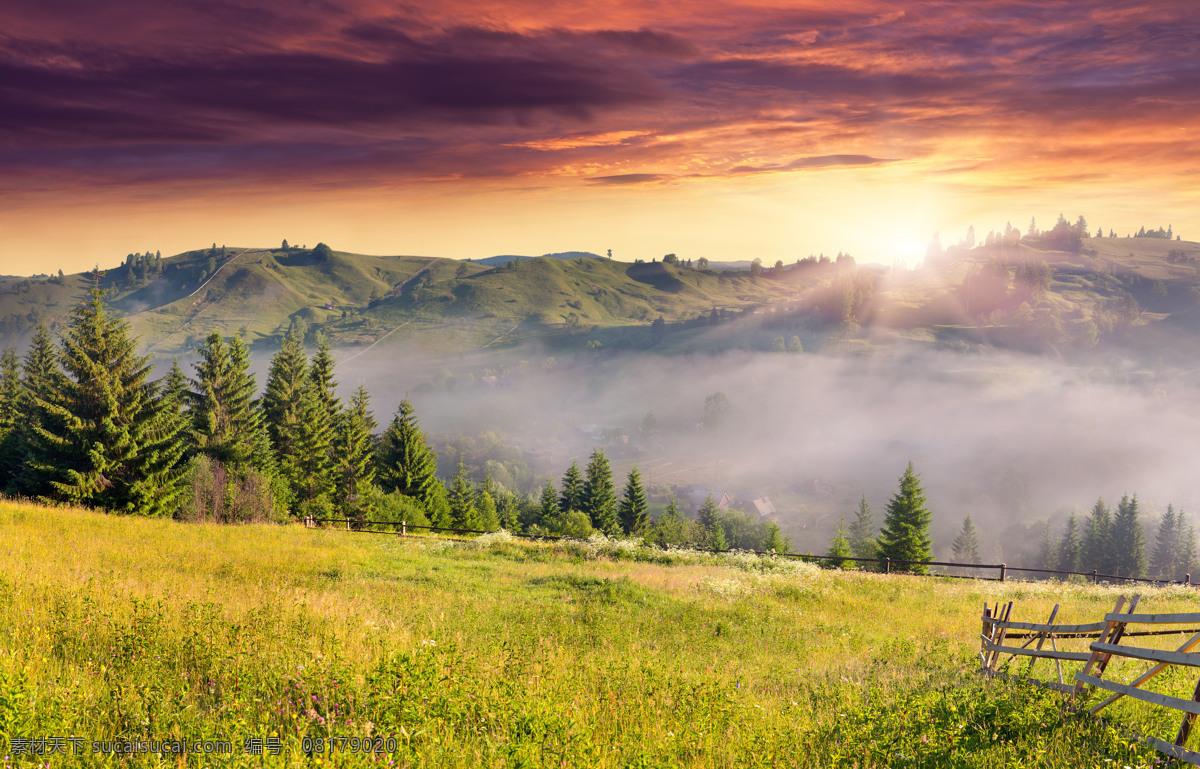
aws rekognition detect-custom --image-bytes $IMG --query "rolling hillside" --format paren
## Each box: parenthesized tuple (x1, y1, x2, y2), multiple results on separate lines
(4, 236, 1200, 364)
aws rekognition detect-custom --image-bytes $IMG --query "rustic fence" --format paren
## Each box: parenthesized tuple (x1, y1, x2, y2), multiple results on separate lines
(980, 595, 1200, 764)
(305, 516, 1197, 586)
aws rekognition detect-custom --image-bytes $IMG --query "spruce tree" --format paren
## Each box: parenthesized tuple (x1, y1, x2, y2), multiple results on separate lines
(448, 454, 479, 529)
(0, 347, 22, 486)
(951, 515, 981, 563)
(1112, 494, 1147, 578)
(1152, 505, 1178, 580)
(763, 522, 790, 554)
(24, 278, 185, 514)
(877, 462, 933, 573)
(538, 478, 559, 529)
(697, 493, 725, 549)
(8, 324, 63, 495)
(376, 399, 441, 511)
(1081, 498, 1113, 574)
(826, 518, 851, 568)
(135, 360, 191, 516)
(334, 386, 376, 522)
(478, 491, 500, 531)
(191, 333, 269, 475)
(293, 373, 335, 510)
(262, 331, 309, 511)
(1057, 511, 1081, 574)
(848, 495, 879, 561)
(618, 466, 649, 535)
(559, 460, 586, 514)
(583, 448, 619, 535)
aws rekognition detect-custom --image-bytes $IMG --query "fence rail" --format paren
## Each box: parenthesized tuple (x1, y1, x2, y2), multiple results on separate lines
(978, 595, 1200, 765)
(304, 516, 1197, 587)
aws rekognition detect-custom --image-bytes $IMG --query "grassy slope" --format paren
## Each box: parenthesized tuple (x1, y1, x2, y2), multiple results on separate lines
(3, 500, 1197, 767)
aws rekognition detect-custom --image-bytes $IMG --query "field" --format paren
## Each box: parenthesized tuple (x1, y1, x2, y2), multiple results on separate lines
(3, 500, 1200, 767)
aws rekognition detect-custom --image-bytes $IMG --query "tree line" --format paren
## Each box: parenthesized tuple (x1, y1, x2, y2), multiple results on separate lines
(0, 274, 792, 551)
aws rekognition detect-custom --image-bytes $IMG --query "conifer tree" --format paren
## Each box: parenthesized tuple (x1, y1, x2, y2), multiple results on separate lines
(293, 374, 335, 510)
(334, 386, 376, 522)
(8, 324, 63, 495)
(448, 454, 479, 529)
(583, 448, 619, 535)
(538, 478, 559, 529)
(1180, 522, 1198, 581)
(697, 493, 725, 549)
(262, 331, 309, 511)
(559, 460, 586, 514)
(1152, 505, 1178, 580)
(848, 495, 879, 562)
(951, 515, 981, 563)
(763, 522, 790, 554)
(1057, 511, 1081, 574)
(376, 399, 441, 513)
(0, 347, 21, 485)
(135, 360, 191, 516)
(826, 518, 851, 567)
(877, 463, 933, 573)
(1081, 498, 1114, 574)
(478, 491, 500, 531)
(1111, 494, 1146, 578)
(191, 333, 269, 475)
(25, 277, 185, 514)
(618, 466, 649, 535)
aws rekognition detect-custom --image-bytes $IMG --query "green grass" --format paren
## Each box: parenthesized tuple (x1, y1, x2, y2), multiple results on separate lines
(3, 500, 1198, 766)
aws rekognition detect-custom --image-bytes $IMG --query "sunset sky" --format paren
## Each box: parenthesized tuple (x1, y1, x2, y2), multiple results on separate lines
(2, 0, 1197, 275)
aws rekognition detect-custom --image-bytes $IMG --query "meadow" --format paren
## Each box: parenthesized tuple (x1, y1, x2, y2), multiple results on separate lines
(2, 499, 1198, 767)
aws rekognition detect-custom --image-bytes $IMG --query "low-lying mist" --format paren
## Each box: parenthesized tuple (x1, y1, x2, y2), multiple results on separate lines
(236, 337, 1200, 561)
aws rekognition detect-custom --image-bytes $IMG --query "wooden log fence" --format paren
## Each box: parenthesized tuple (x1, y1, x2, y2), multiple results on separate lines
(980, 594, 1200, 765)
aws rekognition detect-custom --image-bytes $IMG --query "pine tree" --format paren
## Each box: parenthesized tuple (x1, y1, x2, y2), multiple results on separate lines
(583, 449, 619, 535)
(951, 515, 981, 563)
(292, 338, 339, 510)
(137, 360, 191, 516)
(763, 522, 790, 554)
(848, 495, 878, 562)
(877, 462, 933, 573)
(191, 333, 269, 475)
(376, 398, 441, 512)
(697, 493, 723, 549)
(262, 331, 309, 512)
(618, 466, 649, 535)
(0, 347, 22, 486)
(334, 386, 376, 522)
(559, 460, 586, 514)
(477, 491, 500, 531)
(24, 277, 185, 514)
(538, 478, 559, 529)
(1057, 512, 1081, 574)
(826, 518, 851, 567)
(7, 324, 63, 495)
(1152, 505, 1178, 580)
(1179, 522, 1197, 582)
(1111, 494, 1147, 578)
(1081, 498, 1113, 574)
(448, 454, 479, 529)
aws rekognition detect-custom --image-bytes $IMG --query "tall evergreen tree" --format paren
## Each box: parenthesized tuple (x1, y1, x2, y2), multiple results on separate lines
(137, 360, 191, 516)
(1111, 494, 1147, 578)
(877, 462, 934, 574)
(7, 324, 63, 495)
(1152, 505, 1178, 580)
(0, 347, 22, 486)
(448, 454, 479, 529)
(262, 331, 309, 511)
(334, 386, 376, 522)
(376, 398, 441, 512)
(583, 448, 619, 535)
(477, 491, 500, 531)
(293, 374, 335, 510)
(951, 515, 981, 563)
(826, 518, 851, 567)
(1081, 498, 1114, 574)
(538, 478, 559, 529)
(618, 466, 649, 535)
(848, 495, 879, 562)
(1057, 511, 1081, 574)
(191, 333, 269, 475)
(24, 278, 185, 514)
(697, 493, 725, 549)
(763, 522, 790, 554)
(559, 460, 586, 513)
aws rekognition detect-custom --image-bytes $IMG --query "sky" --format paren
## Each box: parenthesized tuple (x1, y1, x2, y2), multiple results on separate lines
(2, 0, 1198, 275)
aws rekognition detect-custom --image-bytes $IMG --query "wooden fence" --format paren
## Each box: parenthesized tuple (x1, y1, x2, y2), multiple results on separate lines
(981, 595, 1200, 764)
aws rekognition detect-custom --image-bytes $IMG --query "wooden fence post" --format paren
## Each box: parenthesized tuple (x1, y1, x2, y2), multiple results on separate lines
(981, 603, 993, 670)
(885, 557, 891, 574)
(402, 520, 406, 537)
(1093, 570, 1098, 584)
(1000, 563, 1006, 582)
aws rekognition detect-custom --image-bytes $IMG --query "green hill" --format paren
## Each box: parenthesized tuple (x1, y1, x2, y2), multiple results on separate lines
(5, 236, 1200, 363)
